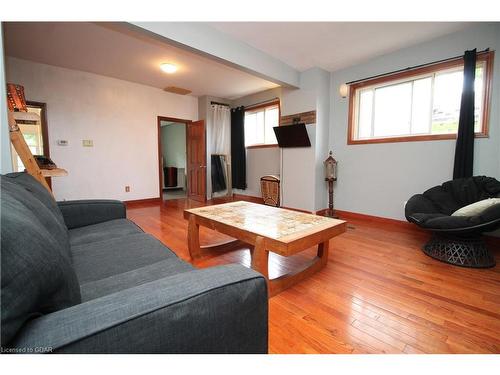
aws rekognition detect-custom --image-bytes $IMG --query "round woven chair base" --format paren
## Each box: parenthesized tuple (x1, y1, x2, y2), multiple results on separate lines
(423, 235, 496, 268)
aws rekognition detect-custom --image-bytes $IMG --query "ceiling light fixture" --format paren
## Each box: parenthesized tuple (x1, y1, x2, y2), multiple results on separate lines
(160, 63, 178, 74)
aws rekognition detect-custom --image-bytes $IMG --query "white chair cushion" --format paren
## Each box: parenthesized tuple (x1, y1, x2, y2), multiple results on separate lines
(452, 198, 500, 217)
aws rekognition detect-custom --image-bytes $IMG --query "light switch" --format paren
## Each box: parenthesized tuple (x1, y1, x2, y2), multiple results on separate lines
(82, 139, 94, 147)
(57, 140, 68, 146)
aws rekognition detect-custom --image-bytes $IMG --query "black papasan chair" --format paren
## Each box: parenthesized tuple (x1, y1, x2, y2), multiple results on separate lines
(405, 176, 500, 268)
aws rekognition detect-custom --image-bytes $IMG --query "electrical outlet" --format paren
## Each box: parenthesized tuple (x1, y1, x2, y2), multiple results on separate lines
(125, 186, 130, 192)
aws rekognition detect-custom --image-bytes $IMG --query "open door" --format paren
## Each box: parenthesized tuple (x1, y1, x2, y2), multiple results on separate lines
(187, 120, 206, 201)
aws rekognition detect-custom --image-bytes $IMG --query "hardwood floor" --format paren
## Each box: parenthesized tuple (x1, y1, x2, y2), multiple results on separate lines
(126, 198, 500, 354)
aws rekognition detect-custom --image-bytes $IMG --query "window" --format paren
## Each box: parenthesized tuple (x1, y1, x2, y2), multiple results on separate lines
(11, 106, 45, 172)
(348, 51, 494, 144)
(244, 101, 280, 148)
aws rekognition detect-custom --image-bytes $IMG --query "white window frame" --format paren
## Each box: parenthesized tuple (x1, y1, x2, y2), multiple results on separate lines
(244, 101, 280, 149)
(347, 51, 493, 145)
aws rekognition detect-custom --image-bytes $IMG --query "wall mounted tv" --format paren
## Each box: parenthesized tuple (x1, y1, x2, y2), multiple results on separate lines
(273, 123, 311, 148)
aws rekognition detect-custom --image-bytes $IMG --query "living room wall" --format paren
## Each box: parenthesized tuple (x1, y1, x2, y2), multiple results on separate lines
(0, 29, 12, 174)
(330, 23, 500, 221)
(5, 57, 198, 201)
(232, 71, 331, 213)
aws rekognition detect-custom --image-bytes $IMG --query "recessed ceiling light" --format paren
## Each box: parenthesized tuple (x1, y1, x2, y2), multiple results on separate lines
(160, 63, 178, 74)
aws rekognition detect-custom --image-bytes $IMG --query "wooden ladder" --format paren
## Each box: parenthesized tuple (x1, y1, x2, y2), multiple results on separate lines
(8, 111, 66, 194)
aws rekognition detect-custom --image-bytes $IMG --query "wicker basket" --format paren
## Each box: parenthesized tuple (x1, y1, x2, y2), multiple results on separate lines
(260, 175, 280, 207)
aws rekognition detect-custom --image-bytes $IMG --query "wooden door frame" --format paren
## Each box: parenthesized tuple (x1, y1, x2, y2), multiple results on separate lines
(157, 116, 191, 200)
(186, 120, 207, 202)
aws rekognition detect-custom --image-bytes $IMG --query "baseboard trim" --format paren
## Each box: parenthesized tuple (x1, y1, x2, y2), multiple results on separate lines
(281, 206, 313, 214)
(315, 208, 330, 217)
(124, 197, 162, 206)
(484, 234, 500, 246)
(330, 209, 425, 231)
(329, 209, 500, 243)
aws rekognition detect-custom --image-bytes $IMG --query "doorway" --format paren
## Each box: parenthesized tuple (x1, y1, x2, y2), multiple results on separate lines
(158, 118, 188, 200)
(157, 116, 206, 201)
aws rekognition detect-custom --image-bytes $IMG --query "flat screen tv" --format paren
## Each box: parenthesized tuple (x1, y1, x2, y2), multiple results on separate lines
(273, 123, 311, 148)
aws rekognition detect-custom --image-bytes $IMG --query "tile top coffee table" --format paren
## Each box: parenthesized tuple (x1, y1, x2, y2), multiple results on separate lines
(184, 201, 346, 297)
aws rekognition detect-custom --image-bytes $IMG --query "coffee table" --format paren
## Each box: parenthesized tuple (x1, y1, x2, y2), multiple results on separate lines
(184, 201, 346, 297)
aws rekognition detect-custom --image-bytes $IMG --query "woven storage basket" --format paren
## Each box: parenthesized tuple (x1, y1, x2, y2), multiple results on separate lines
(260, 175, 280, 207)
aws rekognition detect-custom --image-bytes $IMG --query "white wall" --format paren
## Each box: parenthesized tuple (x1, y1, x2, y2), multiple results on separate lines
(242, 147, 280, 197)
(280, 68, 332, 212)
(0, 28, 12, 174)
(280, 125, 316, 210)
(279, 84, 317, 211)
(231, 73, 330, 213)
(330, 23, 500, 220)
(5, 57, 198, 201)
(289, 68, 331, 211)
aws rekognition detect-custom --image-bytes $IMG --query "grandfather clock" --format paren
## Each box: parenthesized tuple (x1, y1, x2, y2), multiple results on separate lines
(324, 151, 338, 218)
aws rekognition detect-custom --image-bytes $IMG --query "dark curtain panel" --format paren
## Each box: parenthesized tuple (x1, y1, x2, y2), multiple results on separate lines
(211, 155, 226, 192)
(453, 49, 477, 179)
(231, 106, 246, 189)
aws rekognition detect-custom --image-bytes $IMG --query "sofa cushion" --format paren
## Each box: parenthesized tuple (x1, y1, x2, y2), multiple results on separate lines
(452, 198, 500, 217)
(80, 259, 194, 301)
(4, 172, 66, 227)
(1, 184, 81, 346)
(415, 213, 482, 230)
(2, 173, 70, 258)
(421, 176, 500, 216)
(71, 233, 179, 284)
(68, 218, 143, 246)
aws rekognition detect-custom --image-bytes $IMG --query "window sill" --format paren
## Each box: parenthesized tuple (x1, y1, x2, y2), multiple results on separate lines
(348, 132, 488, 145)
(246, 144, 279, 149)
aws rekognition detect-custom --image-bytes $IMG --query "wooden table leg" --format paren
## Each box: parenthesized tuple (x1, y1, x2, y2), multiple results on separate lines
(187, 214, 250, 262)
(251, 236, 269, 279)
(263, 240, 330, 298)
(188, 215, 201, 261)
(317, 240, 329, 266)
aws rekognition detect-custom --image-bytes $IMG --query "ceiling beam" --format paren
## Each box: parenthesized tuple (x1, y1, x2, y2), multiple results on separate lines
(128, 22, 300, 89)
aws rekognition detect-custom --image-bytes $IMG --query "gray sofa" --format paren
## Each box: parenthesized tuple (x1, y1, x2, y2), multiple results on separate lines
(1, 173, 268, 353)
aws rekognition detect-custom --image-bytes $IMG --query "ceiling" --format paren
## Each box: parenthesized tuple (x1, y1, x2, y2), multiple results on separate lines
(3, 22, 279, 99)
(3, 22, 475, 98)
(207, 22, 472, 72)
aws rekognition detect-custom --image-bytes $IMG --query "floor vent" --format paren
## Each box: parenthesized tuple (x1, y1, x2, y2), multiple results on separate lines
(163, 86, 192, 95)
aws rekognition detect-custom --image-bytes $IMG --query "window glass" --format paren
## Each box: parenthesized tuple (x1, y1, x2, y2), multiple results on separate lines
(348, 53, 492, 144)
(244, 103, 279, 147)
(373, 82, 412, 137)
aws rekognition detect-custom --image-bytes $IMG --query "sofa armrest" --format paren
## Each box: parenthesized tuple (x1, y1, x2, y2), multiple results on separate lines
(9, 264, 268, 354)
(57, 200, 126, 229)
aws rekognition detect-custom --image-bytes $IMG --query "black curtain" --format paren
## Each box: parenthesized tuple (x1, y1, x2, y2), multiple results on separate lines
(231, 106, 246, 189)
(211, 155, 226, 192)
(453, 49, 476, 179)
